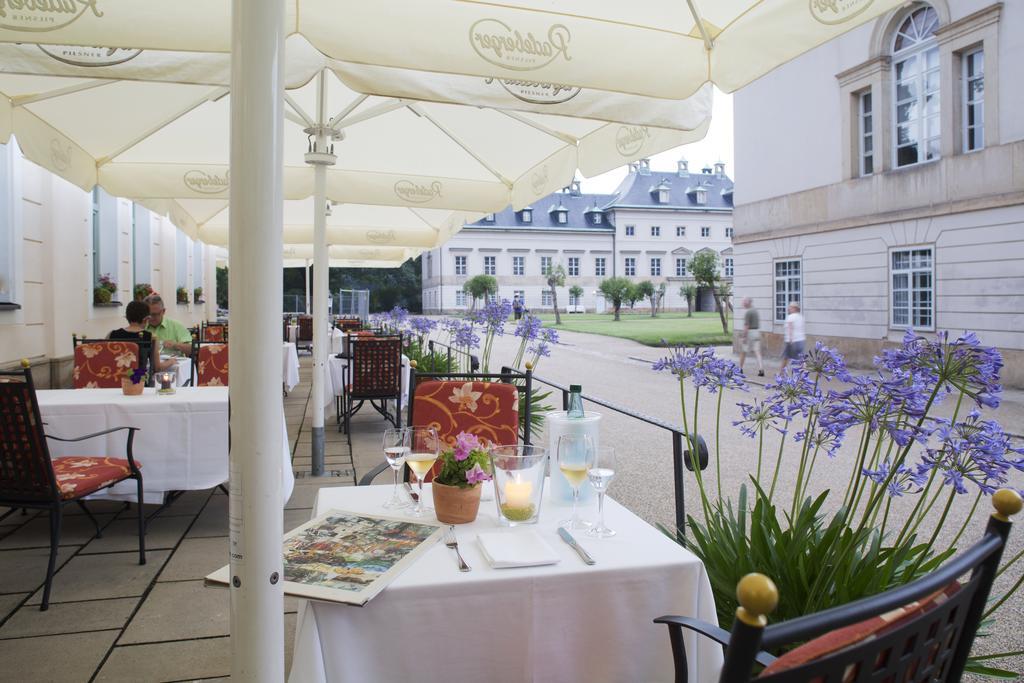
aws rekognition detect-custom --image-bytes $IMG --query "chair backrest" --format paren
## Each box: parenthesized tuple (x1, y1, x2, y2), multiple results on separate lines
(297, 316, 313, 342)
(410, 380, 519, 451)
(347, 337, 402, 398)
(336, 318, 362, 332)
(72, 339, 141, 388)
(707, 491, 1020, 683)
(196, 343, 229, 386)
(203, 323, 227, 342)
(0, 364, 59, 504)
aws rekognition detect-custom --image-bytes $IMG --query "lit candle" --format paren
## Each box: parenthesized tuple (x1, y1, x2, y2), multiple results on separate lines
(159, 372, 173, 390)
(504, 480, 533, 509)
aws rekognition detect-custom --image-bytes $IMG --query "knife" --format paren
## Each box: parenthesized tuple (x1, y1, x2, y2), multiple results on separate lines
(557, 527, 596, 565)
(404, 482, 419, 502)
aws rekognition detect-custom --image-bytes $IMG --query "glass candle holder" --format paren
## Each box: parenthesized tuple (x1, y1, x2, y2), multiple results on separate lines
(489, 445, 548, 526)
(158, 371, 175, 394)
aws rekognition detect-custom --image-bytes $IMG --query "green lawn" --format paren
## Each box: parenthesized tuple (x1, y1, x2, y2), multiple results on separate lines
(535, 311, 732, 347)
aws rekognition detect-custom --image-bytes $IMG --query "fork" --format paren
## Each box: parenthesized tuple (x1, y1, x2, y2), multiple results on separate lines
(444, 525, 471, 572)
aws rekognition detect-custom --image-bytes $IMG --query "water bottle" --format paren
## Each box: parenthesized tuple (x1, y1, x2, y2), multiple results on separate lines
(567, 384, 584, 418)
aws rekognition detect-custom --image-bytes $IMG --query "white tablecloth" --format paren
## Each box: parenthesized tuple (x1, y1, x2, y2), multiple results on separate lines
(329, 328, 344, 355)
(288, 484, 722, 683)
(287, 324, 298, 346)
(37, 387, 295, 505)
(324, 354, 410, 410)
(283, 342, 300, 392)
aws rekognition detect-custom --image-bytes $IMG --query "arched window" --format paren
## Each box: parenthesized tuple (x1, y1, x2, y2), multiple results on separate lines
(892, 5, 940, 168)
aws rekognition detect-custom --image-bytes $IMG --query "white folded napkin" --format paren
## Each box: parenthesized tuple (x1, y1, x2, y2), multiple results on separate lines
(477, 530, 560, 569)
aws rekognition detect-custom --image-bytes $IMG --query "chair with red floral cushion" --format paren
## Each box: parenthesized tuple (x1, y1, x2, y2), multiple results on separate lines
(654, 489, 1022, 683)
(72, 337, 142, 388)
(0, 360, 145, 610)
(202, 322, 227, 342)
(335, 318, 362, 333)
(195, 342, 229, 386)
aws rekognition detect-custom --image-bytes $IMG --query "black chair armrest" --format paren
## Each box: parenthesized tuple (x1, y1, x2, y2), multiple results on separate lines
(46, 426, 141, 473)
(654, 615, 777, 670)
(358, 462, 389, 486)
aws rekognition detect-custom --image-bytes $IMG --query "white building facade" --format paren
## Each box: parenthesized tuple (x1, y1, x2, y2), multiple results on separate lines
(422, 160, 734, 314)
(0, 139, 218, 387)
(732, 1, 1024, 387)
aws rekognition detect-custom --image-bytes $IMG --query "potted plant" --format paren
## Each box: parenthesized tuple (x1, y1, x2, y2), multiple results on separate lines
(432, 432, 492, 524)
(93, 286, 112, 304)
(95, 273, 118, 304)
(121, 367, 146, 395)
(134, 283, 154, 301)
(176, 286, 189, 304)
(193, 286, 204, 304)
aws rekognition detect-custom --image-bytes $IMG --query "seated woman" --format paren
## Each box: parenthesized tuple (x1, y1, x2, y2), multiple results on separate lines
(109, 300, 177, 380)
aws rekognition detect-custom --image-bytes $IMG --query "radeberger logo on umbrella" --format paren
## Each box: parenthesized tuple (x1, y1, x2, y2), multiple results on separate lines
(0, 0, 104, 32)
(38, 44, 142, 67)
(184, 170, 230, 195)
(484, 77, 581, 104)
(394, 180, 442, 204)
(50, 138, 71, 172)
(615, 126, 651, 156)
(470, 19, 571, 71)
(810, 0, 875, 25)
(366, 230, 397, 244)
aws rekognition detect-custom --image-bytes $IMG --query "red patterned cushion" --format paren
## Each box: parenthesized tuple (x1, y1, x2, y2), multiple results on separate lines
(414, 380, 518, 446)
(52, 456, 137, 499)
(760, 582, 961, 681)
(197, 343, 229, 386)
(73, 341, 140, 389)
(204, 325, 226, 342)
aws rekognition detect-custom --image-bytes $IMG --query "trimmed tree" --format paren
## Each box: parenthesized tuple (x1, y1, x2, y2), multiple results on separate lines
(690, 250, 728, 333)
(568, 284, 584, 313)
(598, 276, 633, 322)
(717, 281, 733, 315)
(635, 280, 656, 317)
(680, 284, 697, 317)
(546, 263, 567, 325)
(463, 274, 497, 313)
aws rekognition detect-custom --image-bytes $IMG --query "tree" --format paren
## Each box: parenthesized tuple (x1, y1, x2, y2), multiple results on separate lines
(463, 274, 497, 312)
(546, 263, 567, 325)
(656, 282, 667, 316)
(690, 250, 728, 333)
(717, 281, 734, 315)
(680, 284, 697, 318)
(598, 277, 633, 321)
(216, 266, 229, 310)
(625, 282, 642, 311)
(634, 280, 656, 317)
(568, 284, 584, 313)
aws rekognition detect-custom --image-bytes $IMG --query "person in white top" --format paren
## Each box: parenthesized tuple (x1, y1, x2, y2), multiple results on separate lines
(781, 302, 806, 370)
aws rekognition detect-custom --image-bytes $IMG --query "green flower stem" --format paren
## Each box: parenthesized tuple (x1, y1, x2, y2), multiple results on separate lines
(715, 390, 724, 501)
(801, 443, 823, 505)
(849, 431, 890, 517)
(910, 488, 957, 574)
(893, 467, 939, 548)
(997, 547, 1024, 579)
(841, 424, 871, 512)
(767, 428, 788, 503)
(983, 570, 1024, 620)
(756, 424, 765, 483)
(791, 408, 817, 519)
(879, 496, 893, 537)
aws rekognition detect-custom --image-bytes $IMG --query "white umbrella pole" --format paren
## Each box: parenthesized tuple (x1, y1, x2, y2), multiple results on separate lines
(228, 0, 285, 679)
(306, 71, 336, 476)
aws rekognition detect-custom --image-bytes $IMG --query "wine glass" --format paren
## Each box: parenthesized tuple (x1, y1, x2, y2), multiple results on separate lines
(557, 434, 595, 530)
(586, 447, 616, 538)
(381, 427, 410, 509)
(405, 426, 439, 517)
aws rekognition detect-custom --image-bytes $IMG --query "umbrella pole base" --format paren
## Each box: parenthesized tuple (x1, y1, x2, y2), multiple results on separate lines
(311, 428, 325, 476)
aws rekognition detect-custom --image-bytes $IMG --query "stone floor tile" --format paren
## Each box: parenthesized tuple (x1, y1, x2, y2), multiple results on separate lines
(158, 536, 227, 582)
(27, 550, 171, 605)
(121, 580, 228, 643)
(63, 500, 129, 516)
(81, 514, 192, 554)
(0, 630, 118, 683)
(0, 596, 138, 638)
(185, 495, 228, 538)
(284, 507, 312, 532)
(0, 513, 115, 549)
(0, 546, 78, 594)
(124, 490, 213, 519)
(96, 636, 231, 682)
(0, 593, 28, 622)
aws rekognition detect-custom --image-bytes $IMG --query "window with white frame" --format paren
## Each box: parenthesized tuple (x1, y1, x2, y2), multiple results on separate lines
(567, 256, 580, 277)
(859, 90, 874, 175)
(675, 258, 687, 277)
(774, 260, 802, 322)
(625, 225, 635, 236)
(594, 257, 606, 277)
(483, 255, 496, 275)
(963, 49, 984, 152)
(701, 226, 711, 238)
(657, 188, 669, 203)
(0, 141, 19, 306)
(569, 290, 581, 307)
(724, 257, 734, 277)
(651, 225, 660, 237)
(541, 290, 553, 307)
(512, 255, 525, 276)
(725, 227, 734, 238)
(591, 212, 603, 225)
(893, 6, 940, 168)
(454, 254, 467, 275)
(521, 208, 532, 223)
(650, 257, 662, 276)
(676, 226, 686, 237)
(890, 247, 933, 329)
(92, 187, 119, 298)
(624, 257, 636, 277)
(455, 290, 467, 307)
(695, 188, 707, 205)
(540, 256, 552, 275)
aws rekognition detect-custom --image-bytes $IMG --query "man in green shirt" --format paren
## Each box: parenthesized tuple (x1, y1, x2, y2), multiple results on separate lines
(144, 294, 193, 357)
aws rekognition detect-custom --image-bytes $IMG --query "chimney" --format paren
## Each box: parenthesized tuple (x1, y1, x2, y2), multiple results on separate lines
(701, 164, 712, 175)
(638, 158, 651, 175)
(628, 161, 639, 174)
(677, 158, 689, 177)
(714, 161, 725, 179)
(568, 179, 581, 196)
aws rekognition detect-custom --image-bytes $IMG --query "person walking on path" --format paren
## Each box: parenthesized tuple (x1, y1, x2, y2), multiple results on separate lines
(512, 295, 524, 321)
(739, 298, 764, 377)
(781, 302, 806, 370)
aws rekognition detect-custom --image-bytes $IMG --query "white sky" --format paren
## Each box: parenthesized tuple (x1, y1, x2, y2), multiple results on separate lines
(579, 88, 734, 194)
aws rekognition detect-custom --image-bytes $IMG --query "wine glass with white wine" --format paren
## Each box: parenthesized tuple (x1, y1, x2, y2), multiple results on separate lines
(405, 426, 440, 517)
(557, 434, 595, 531)
(381, 427, 410, 509)
(586, 447, 616, 538)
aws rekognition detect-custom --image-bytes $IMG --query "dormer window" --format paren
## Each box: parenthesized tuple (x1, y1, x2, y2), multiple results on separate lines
(695, 189, 707, 205)
(549, 203, 568, 224)
(651, 180, 671, 204)
(658, 189, 669, 203)
(520, 208, 532, 223)
(557, 212, 567, 224)
(591, 212, 602, 225)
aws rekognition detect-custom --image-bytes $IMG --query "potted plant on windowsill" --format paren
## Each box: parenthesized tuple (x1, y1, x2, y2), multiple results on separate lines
(134, 283, 154, 302)
(432, 432, 492, 524)
(94, 273, 120, 306)
(193, 286, 204, 304)
(176, 286, 189, 305)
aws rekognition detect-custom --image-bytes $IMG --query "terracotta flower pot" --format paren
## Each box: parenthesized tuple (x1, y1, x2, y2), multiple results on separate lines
(122, 379, 144, 396)
(432, 482, 482, 524)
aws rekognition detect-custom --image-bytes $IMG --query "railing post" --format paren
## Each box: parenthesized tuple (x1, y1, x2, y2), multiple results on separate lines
(672, 432, 687, 540)
(524, 368, 533, 445)
(561, 388, 570, 411)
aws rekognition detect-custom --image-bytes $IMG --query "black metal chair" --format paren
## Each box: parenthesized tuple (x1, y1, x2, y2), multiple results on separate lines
(0, 360, 146, 610)
(655, 489, 1022, 682)
(340, 336, 404, 444)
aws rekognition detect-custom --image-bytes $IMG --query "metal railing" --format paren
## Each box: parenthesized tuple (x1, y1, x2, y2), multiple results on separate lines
(427, 340, 480, 373)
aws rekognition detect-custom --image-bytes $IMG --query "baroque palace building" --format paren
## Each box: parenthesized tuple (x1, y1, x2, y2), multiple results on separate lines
(421, 159, 734, 314)
(731, 0, 1024, 387)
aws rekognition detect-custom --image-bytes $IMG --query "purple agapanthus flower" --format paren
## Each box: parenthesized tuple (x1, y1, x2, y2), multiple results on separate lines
(702, 357, 748, 394)
(863, 461, 929, 497)
(470, 299, 513, 334)
(452, 321, 480, 350)
(514, 314, 542, 341)
(923, 411, 1024, 494)
(408, 316, 437, 337)
(733, 398, 788, 438)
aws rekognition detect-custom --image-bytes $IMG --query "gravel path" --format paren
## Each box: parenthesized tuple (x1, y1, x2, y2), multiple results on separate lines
(485, 326, 1024, 674)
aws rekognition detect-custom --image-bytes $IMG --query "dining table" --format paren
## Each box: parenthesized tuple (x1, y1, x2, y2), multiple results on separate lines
(37, 387, 295, 505)
(288, 483, 722, 682)
(282, 341, 300, 393)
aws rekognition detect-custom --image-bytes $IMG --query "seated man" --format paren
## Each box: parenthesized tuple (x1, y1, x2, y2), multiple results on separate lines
(109, 300, 177, 378)
(144, 294, 193, 358)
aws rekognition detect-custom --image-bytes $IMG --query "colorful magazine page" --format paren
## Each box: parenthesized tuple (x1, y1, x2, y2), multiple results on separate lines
(206, 509, 444, 606)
